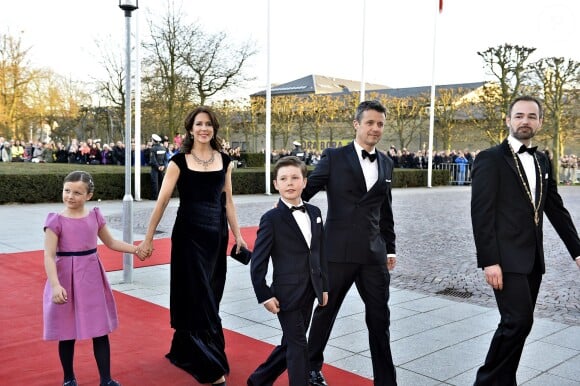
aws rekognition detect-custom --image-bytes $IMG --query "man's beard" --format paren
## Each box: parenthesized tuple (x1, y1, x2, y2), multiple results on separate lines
(510, 125, 535, 140)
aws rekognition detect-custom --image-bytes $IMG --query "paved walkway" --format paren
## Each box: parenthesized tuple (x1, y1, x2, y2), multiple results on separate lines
(1, 186, 579, 385)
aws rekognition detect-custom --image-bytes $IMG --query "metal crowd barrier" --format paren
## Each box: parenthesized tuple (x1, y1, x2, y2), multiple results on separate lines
(438, 162, 472, 185)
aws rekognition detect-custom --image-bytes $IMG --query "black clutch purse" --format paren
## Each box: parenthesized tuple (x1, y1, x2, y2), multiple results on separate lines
(229, 244, 252, 265)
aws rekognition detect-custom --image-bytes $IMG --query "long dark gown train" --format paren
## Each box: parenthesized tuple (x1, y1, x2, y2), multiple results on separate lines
(164, 152, 231, 383)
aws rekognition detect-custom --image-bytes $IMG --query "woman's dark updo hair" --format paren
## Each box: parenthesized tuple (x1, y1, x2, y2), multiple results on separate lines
(181, 106, 223, 154)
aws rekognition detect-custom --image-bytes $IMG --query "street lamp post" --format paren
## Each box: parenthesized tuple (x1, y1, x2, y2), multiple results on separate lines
(119, 0, 138, 283)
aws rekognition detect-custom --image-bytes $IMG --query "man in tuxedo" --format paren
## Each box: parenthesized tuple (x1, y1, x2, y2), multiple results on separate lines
(248, 156, 328, 386)
(471, 95, 580, 385)
(302, 100, 397, 386)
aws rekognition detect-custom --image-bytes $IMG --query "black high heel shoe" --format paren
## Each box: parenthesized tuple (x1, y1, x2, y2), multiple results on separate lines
(100, 380, 121, 386)
(63, 380, 78, 386)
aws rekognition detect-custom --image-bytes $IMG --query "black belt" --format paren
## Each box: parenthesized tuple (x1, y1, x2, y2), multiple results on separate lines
(56, 248, 97, 256)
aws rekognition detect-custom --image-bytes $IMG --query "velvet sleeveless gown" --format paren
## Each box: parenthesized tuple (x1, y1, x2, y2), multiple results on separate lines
(165, 152, 230, 383)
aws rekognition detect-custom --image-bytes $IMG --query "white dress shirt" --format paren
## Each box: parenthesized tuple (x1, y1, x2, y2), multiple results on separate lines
(353, 142, 378, 191)
(508, 135, 537, 202)
(352, 142, 395, 259)
(282, 199, 311, 248)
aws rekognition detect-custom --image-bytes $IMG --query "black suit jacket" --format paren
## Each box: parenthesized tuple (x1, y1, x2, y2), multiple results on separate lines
(471, 139, 580, 274)
(302, 142, 396, 265)
(250, 200, 328, 311)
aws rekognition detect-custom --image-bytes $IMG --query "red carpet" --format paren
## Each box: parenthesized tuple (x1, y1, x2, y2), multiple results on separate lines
(0, 236, 373, 385)
(0, 226, 259, 272)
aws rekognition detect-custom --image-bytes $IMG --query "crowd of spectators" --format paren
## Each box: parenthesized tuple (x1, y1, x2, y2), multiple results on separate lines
(0, 136, 577, 184)
(559, 154, 578, 184)
(384, 146, 478, 170)
(0, 137, 134, 165)
(0, 135, 244, 168)
(269, 145, 479, 170)
(270, 146, 322, 166)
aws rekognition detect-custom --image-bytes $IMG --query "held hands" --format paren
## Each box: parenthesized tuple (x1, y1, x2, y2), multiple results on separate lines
(136, 240, 154, 260)
(134, 246, 149, 261)
(264, 298, 280, 314)
(484, 264, 503, 291)
(51, 284, 68, 304)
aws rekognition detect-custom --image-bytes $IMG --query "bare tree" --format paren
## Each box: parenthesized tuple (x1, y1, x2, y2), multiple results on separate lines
(477, 44, 536, 144)
(214, 98, 248, 145)
(142, 2, 197, 135)
(141, 1, 257, 138)
(24, 66, 93, 143)
(377, 94, 426, 151)
(94, 37, 125, 115)
(271, 94, 301, 149)
(247, 97, 265, 153)
(527, 57, 580, 181)
(435, 88, 473, 152)
(0, 32, 37, 139)
(181, 30, 257, 105)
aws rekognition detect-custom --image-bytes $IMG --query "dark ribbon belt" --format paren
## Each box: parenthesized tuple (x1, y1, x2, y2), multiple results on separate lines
(56, 248, 97, 256)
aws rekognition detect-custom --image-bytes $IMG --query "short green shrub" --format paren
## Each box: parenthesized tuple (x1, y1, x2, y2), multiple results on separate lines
(0, 162, 449, 204)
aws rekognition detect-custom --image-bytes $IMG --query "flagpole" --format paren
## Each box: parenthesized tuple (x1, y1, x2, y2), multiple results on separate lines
(359, 0, 367, 103)
(427, 0, 442, 188)
(134, 10, 142, 200)
(264, 0, 272, 195)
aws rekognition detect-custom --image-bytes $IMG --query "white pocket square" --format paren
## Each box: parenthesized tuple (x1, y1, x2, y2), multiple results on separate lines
(386, 179, 392, 183)
(316, 217, 322, 223)
(544, 173, 548, 179)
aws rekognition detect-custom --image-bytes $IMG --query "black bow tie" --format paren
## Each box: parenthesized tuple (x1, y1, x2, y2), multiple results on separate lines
(290, 205, 306, 213)
(361, 149, 377, 162)
(518, 145, 537, 155)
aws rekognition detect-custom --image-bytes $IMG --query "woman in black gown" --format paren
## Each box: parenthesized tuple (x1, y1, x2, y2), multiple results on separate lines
(140, 106, 247, 385)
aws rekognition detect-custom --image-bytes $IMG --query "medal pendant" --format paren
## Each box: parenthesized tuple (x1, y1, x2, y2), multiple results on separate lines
(534, 212, 539, 226)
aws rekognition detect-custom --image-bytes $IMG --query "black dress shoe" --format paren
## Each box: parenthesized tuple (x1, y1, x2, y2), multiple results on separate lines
(309, 370, 328, 386)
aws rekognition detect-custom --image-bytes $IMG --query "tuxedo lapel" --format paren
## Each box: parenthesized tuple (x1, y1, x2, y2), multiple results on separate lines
(501, 140, 532, 199)
(367, 151, 388, 194)
(279, 199, 310, 249)
(307, 205, 320, 249)
(535, 154, 549, 208)
(345, 142, 368, 193)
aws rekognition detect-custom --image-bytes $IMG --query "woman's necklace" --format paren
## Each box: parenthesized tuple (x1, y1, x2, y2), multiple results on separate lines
(509, 144, 543, 226)
(191, 150, 215, 169)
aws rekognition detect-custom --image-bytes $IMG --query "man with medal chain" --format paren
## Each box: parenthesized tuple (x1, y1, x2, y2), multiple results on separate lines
(470, 95, 580, 385)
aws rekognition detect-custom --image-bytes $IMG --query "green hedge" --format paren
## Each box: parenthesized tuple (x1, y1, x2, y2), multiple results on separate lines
(0, 162, 449, 204)
(239, 152, 265, 167)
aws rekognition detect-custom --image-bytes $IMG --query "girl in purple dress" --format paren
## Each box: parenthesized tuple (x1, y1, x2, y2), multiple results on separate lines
(43, 171, 146, 386)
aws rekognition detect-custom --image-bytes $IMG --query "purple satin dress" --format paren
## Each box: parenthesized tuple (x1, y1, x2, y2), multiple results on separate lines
(42, 207, 118, 341)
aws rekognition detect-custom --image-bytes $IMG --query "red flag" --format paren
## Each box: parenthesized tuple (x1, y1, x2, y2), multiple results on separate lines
(439, 0, 443, 13)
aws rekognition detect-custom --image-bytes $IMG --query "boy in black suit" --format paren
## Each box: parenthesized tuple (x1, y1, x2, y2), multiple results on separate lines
(248, 156, 328, 386)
